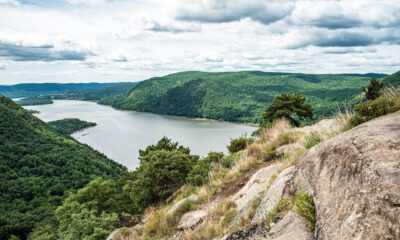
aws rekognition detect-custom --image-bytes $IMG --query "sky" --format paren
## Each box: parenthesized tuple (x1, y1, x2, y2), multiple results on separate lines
(0, 0, 399, 84)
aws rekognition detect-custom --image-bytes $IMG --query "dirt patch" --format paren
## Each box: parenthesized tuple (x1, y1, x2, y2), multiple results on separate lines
(211, 164, 267, 201)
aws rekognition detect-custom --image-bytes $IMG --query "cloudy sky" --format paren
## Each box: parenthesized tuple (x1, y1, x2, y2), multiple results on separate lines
(0, 0, 399, 84)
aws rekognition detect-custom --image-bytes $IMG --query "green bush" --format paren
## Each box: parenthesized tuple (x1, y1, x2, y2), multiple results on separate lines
(349, 97, 394, 127)
(221, 155, 236, 168)
(227, 136, 251, 154)
(294, 191, 316, 232)
(186, 152, 224, 186)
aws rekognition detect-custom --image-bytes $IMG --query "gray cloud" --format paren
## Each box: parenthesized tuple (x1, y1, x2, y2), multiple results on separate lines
(176, 0, 294, 25)
(0, 42, 89, 61)
(299, 16, 361, 29)
(323, 47, 377, 55)
(145, 20, 201, 33)
(316, 32, 373, 47)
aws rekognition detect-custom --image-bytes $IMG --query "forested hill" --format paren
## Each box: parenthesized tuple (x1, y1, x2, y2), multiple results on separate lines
(382, 70, 400, 87)
(0, 94, 125, 240)
(0, 82, 129, 98)
(100, 71, 388, 123)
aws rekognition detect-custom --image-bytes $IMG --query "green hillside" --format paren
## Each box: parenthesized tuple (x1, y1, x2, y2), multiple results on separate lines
(0, 94, 124, 240)
(382, 70, 400, 87)
(100, 71, 387, 123)
(0, 82, 128, 98)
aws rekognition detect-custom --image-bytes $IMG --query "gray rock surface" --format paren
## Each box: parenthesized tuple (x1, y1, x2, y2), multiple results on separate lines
(252, 166, 295, 224)
(267, 210, 313, 240)
(229, 163, 281, 226)
(294, 111, 400, 239)
(232, 163, 281, 212)
(177, 210, 207, 229)
(167, 194, 198, 215)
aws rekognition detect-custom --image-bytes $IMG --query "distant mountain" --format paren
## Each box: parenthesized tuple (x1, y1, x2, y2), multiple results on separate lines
(0, 82, 130, 98)
(99, 71, 388, 123)
(60, 82, 140, 101)
(0, 94, 124, 240)
(382, 70, 400, 87)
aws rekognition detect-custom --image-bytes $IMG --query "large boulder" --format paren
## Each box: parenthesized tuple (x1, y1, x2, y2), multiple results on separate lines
(294, 111, 400, 239)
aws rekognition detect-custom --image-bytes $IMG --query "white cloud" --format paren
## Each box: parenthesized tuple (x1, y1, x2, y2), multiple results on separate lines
(66, 0, 113, 5)
(0, 0, 399, 84)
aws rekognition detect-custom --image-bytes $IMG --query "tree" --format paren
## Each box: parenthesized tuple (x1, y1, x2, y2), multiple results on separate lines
(263, 92, 313, 127)
(362, 76, 383, 100)
(138, 136, 190, 164)
(131, 150, 198, 211)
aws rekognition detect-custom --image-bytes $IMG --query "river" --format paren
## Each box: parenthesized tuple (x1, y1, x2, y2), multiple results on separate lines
(24, 100, 256, 169)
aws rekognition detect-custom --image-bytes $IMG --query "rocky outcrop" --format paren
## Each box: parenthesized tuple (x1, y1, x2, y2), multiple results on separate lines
(167, 194, 199, 215)
(294, 111, 400, 239)
(177, 210, 207, 229)
(252, 166, 295, 224)
(267, 210, 313, 240)
(230, 163, 281, 225)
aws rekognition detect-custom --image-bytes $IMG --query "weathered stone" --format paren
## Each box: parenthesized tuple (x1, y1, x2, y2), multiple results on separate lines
(177, 210, 207, 229)
(106, 223, 142, 240)
(267, 210, 313, 240)
(229, 163, 281, 226)
(233, 163, 281, 212)
(294, 111, 400, 240)
(252, 166, 295, 224)
(167, 194, 198, 215)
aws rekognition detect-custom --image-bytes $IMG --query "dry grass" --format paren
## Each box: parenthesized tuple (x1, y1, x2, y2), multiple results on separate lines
(133, 114, 355, 240)
(382, 86, 400, 109)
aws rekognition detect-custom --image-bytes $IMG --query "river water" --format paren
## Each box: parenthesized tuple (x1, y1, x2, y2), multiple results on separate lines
(24, 100, 256, 169)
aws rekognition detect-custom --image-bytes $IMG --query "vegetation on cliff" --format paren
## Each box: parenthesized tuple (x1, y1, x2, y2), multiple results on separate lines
(98, 71, 385, 123)
(0, 94, 124, 240)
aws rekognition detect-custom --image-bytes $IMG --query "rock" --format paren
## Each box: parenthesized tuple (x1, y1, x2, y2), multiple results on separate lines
(252, 166, 295, 224)
(294, 111, 400, 239)
(106, 229, 120, 240)
(233, 163, 281, 212)
(224, 223, 266, 240)
(267, 210, 313, 240)
(297, 119, 337, 134)
(106, 224, 142, 240)
(167, 194, 198, 215)
(229, 163, 281, 226)
(177, 210, 207, 229)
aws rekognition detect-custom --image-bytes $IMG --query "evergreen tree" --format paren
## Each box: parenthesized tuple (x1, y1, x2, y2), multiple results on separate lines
(263, 92, 313, 127)
(362, 76, 383, 100)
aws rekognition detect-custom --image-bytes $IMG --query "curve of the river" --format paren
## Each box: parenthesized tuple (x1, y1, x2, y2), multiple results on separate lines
(24, 100, 256, 170)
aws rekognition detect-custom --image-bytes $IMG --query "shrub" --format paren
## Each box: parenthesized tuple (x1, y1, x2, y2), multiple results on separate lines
(187, 152, 224, 186)
(265, 198, 293, 230)
(227, 136, 251, 154)
(305, 132, 321, 149)
(294, 191, 316, 232)
(221, 155, 236, 168)
(349, 97, 393, 127)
